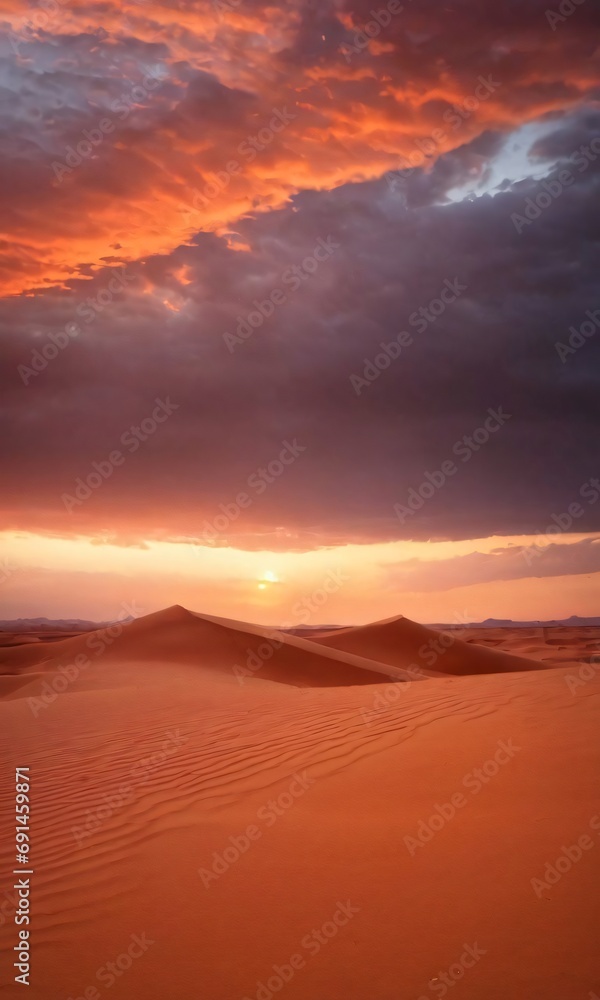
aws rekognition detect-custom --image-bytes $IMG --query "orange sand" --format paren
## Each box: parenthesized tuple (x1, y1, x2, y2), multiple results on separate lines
(1, 607, 599, 999)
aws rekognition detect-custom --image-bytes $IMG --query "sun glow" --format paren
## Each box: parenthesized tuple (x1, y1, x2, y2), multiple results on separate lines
(1, 530, 598, 624)
(257, 569, 280, 590)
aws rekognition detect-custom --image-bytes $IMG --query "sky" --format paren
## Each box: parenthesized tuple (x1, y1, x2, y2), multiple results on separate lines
(0, 0, 599, 624)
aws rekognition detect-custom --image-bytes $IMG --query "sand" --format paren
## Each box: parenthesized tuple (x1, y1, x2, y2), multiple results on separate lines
(454, 623, 600, 671)
(1, 606, 599, 999)
(312, 614, 551, 676)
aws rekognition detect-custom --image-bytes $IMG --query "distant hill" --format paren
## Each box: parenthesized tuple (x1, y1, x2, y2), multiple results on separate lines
(293, 616, 600, 631)
(0, 616, 133, 632)
(1, 614, 598, 633)
(436, 616, 600, 629)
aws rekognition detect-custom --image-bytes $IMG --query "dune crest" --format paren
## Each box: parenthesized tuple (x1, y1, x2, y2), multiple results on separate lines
(314, 613, 545, 676)
(0, 604, 433, 692)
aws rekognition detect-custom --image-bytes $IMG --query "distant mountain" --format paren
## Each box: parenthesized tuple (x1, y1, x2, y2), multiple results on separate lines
(284, 624, 343, 635)
(1, 614, 598, 634)
(291, 617, 600, 630)
(439, 616, 600, 628)
(0, 616, 133, 632)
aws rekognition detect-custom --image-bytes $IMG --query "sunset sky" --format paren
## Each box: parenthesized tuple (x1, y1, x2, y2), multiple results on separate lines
(1, 0, 599, 623)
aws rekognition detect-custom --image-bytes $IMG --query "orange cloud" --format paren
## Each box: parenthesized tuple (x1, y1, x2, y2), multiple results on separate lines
(1, 0, 596, 293)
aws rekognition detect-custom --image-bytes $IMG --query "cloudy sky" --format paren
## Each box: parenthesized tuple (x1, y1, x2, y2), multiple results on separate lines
(1, 0, 599, 623)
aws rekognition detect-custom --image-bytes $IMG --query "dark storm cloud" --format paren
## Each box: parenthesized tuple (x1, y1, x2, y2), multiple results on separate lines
(0, 0, 599, 550)
(1, 111, 599, 548)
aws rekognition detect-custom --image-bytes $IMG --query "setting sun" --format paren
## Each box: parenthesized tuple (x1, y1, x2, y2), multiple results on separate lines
(257, 569, 280, 590)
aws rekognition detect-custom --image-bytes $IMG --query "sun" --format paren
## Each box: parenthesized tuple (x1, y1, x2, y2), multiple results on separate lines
(257, 570, 280, 590)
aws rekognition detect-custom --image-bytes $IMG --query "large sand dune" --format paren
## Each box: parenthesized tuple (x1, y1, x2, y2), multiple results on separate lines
(313, 614, 545, 676)
(1, 606, 598, 999)
(0, 605, 438, 694)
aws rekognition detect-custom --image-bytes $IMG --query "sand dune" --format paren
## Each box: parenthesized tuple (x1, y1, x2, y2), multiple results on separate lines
(0, 605, 435, 695)
(1, 606, 599, 1000)
(313, 613, 544, 676)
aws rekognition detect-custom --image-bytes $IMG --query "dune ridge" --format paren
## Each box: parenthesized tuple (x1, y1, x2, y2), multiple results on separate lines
(313, 613, 545, 676)
(0, 603, 552, 713)
(0, 605, 443, 694)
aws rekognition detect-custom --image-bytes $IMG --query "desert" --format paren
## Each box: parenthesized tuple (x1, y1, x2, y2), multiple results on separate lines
(1, 607, 599, 999)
